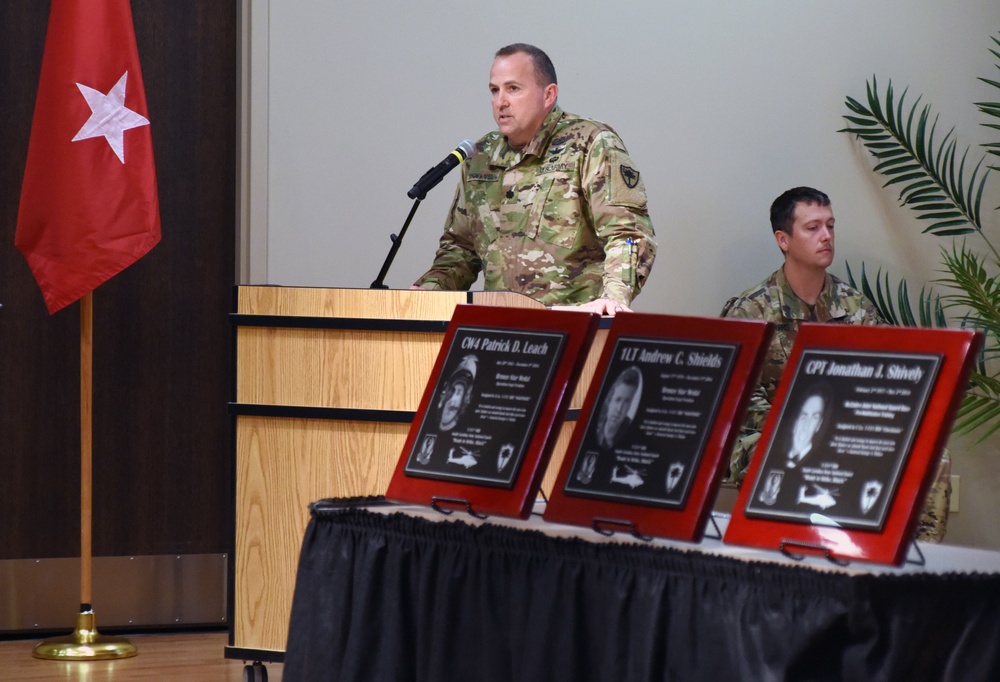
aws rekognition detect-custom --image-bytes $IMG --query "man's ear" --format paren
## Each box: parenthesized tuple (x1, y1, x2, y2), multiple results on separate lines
(774, 230, 789, 254)
(544, 83, 558, 109)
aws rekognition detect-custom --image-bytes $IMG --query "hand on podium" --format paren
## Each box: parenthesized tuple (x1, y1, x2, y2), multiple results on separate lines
(551, 297, 631, 316)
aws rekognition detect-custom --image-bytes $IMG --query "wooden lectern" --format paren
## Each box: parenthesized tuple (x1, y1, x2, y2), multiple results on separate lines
(226, 286, 606, 662)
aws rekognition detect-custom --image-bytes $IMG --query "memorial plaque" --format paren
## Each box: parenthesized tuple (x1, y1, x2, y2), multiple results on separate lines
(724, 324, 981, 566)
(544, 314, 772, 541)
(744, 349, 940, 530)
(561, 337, 737, 509)
(402, 326, 566, 488)
(386, 304, 600, 519)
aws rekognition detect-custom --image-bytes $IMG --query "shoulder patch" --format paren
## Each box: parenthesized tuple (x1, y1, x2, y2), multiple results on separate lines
(620, 165, 640, 188)
(607, 150, 648, 209)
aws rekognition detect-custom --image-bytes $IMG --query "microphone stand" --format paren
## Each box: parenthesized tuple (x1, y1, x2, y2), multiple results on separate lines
(372, 141, 469, 288)
(371, 197, 421, 289)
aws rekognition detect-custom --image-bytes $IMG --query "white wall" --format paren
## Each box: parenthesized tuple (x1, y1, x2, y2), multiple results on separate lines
(242, 0, 1000, 547)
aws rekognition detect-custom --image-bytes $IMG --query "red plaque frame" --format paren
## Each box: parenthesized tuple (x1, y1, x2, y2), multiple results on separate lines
(385, 305, 599, 519)
(543, 314, 772, 541)
(724, 324, 981, 566)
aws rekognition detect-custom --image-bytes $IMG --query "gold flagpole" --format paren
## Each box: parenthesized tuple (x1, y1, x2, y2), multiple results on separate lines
(33, 292, 137, 660)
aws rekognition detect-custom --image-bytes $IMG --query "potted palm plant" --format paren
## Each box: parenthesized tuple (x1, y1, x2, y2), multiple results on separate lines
(840, 31, 1000, 440)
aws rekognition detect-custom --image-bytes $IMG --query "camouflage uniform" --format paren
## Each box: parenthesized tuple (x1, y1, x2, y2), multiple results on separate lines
(413, 106, 656, 306)
(722, 265, 951, 542)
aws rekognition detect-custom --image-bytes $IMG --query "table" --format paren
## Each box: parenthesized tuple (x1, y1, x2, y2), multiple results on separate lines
(283, 498, 1000, 681)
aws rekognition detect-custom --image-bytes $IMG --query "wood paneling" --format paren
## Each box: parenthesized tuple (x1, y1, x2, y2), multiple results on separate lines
(0, 2, 236, 562)
(0, 0, 78, 563)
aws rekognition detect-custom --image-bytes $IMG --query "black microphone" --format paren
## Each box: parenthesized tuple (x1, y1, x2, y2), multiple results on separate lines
(407, 139, 475, 200)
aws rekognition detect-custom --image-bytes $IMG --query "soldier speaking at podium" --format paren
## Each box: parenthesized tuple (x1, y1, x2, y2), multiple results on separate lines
(412, 43, 657, 317)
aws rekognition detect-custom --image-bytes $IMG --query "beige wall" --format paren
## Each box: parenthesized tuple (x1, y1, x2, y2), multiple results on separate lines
(240, 0, 1000, 548)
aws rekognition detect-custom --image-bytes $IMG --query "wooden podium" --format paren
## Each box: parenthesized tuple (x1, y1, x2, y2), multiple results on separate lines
(226, 286, 607, 661)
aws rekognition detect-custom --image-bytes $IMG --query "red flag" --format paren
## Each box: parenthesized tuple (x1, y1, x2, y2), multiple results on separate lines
(16, 0, 161, 315)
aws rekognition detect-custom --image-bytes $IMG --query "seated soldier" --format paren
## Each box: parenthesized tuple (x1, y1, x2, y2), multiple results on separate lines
(722, 186, 951, 542)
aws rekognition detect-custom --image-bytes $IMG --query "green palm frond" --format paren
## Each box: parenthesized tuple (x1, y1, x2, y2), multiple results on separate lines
(956, 373, 1000, 442)
(937, 244, 1000, 339)
(844, 257, 1000, 439)
(845, 261, 945, 327)
(840, 32, 1000, 441)
(840, 77, 991, 238)
(977, 34, 1000, 169)
(934, 243, 1000, 438)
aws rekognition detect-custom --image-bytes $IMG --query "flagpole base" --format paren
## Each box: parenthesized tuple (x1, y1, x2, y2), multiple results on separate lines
(32, 610, 138, 661)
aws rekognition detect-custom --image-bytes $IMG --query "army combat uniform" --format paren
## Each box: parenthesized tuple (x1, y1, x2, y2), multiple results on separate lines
(413, 106, 656, 306)
(722, 265, 951, 542)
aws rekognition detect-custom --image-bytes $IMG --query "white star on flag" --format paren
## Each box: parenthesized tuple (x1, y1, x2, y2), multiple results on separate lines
(72, 71, 150, 163)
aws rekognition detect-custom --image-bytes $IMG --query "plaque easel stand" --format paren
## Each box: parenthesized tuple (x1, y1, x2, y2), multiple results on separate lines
(703, 513, 723, 540)
(431, 496, 488, 519)
(591, 517, 653, 542)
(778, 539, 851, 567)
(905, 541, 926, 566)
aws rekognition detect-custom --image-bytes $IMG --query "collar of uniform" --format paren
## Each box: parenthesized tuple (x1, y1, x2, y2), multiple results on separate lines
(814, 273, 853, 320)
(489, 105, 564, 168)
(774, 266, 845, 322)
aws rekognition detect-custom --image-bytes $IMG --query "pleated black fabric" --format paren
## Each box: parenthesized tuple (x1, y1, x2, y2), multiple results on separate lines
(283, 499, 1000, 682)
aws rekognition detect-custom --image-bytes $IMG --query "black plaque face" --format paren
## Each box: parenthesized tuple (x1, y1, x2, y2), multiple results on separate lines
(745, 348, 941, 530)
(403, 325, 566, 487)
(562, 337, 737, 508)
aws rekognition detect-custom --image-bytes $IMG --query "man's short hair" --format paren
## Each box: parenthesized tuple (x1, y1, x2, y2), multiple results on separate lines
(495, 43, 557, 86)
(792, 383, 833, 428)
(614, 365, 642, 392)
(770, 186, 831, 235)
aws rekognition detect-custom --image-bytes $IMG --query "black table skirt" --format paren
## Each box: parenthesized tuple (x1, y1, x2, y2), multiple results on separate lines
(284, 498, 1000, 682)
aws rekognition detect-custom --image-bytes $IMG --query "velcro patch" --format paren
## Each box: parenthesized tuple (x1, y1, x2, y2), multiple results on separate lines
(468, 172, 501, 182)
(608, 151, 647, 209)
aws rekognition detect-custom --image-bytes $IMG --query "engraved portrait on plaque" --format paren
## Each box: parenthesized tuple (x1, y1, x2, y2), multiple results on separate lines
(402, 325, 567, 488)
(745, 348, 941, 530)
(562, 337, 737, 508)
